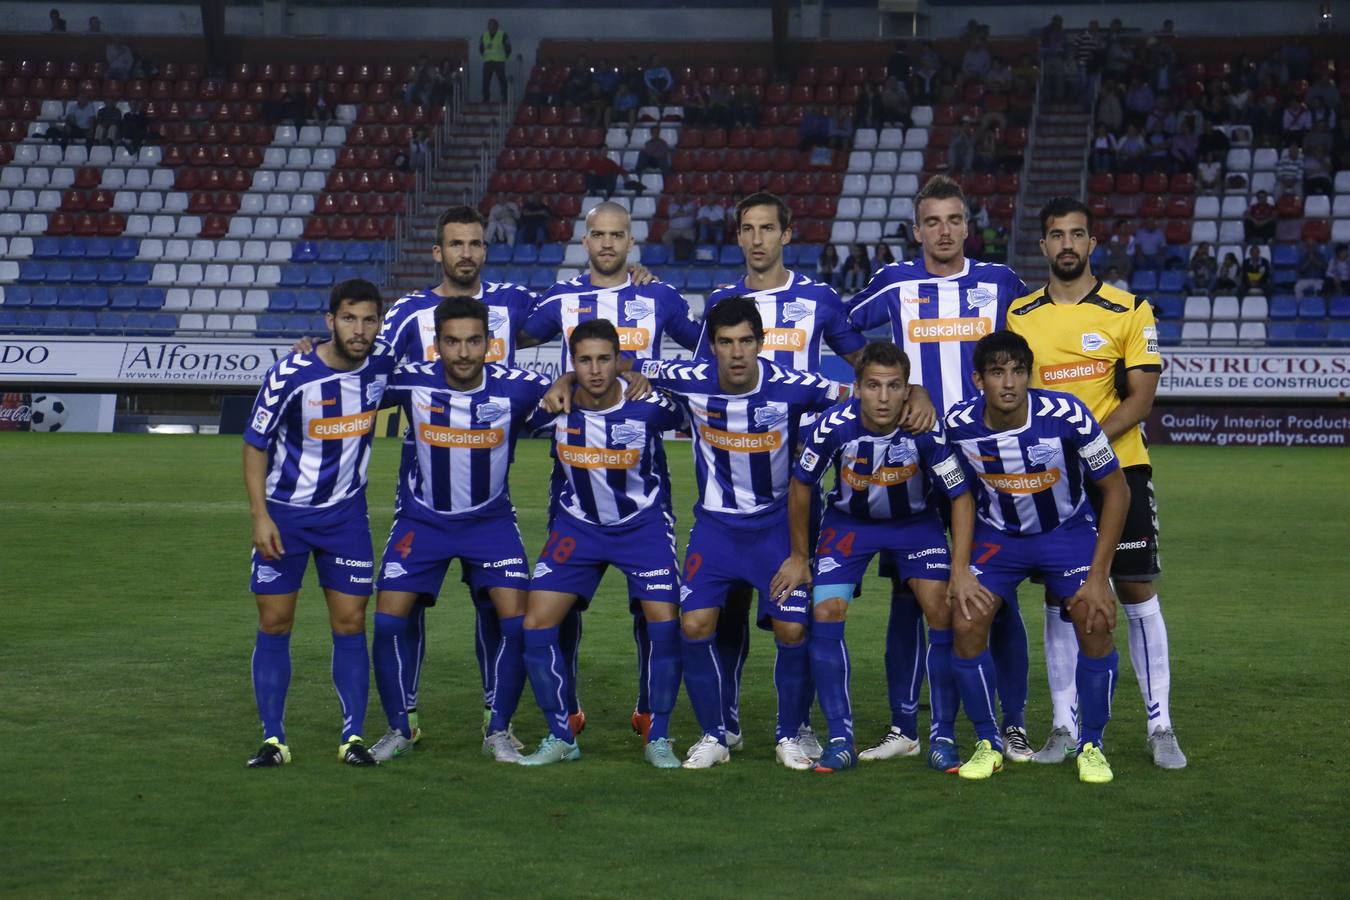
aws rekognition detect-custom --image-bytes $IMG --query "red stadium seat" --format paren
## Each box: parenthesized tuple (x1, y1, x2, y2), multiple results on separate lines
(1114, 173, 1141, 195)
(1089, 196, 1113, 218)
(227, 169, 250, 192)
(216, 193, 240, 215)
(88, 190, 113, 213)
(790, 84, 813, 104)
(1166, 197, 1195, 219)
(73, 213, 100, 237)
(1142, 172, 1169, 194)
(74, 167, 101, 189)
(795, 66, 818, 85)
(765, 83, 789, 105)
(1169, 173, 1195, 195)
(968, 173, 996, 196)
(934, 105, 958, 126)
(100, 214, 126, 236)
(703, 129, 727, 150)
(1087, 173, 1114, 195)
(996, 173, 1019, 195)
(1164, 221, 1192, 245)
(843, 66, 866, 85)
(1276, 195, 1304, 218)
(1139, 195, 1166, 218)
(61, 190, 86, 212)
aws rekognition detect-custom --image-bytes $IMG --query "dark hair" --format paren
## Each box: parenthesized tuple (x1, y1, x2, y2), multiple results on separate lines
(913, 174, 967, 221)
(433, 296, 489, 336)
(1038, 196, 1093, 237)
(568, 318, 620, 356)
(852, 341, 911, 380)
(705, 297, 764, 341)
(435, 205, 486, 243)
(734, 191, 791, 230)
(972, 330, 1034, 373)
(329, 278, 382, 315)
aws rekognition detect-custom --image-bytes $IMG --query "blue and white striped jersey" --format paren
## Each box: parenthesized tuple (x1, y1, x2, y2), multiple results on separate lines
(379, 281, 538, 365)
(384, 361, 551, 518)
(522, 274, 703, 370)
(639, 358, 845, 525)
(792, 397, 968, 521)
(243, 345, 395, 518)
(700, 272, 865, 372)
(846, 258, 1028, 413)
(943, 388, 1120, 535)
(528, 393, 684, 526)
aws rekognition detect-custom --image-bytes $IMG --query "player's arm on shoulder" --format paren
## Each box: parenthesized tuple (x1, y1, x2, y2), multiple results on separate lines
(646, 391, 686, 431)
(820, 286, 868, 362)
(663, 287, 705, 351)
(899, 382, 937, 434)
(516, 293, 560, 349)
(843, 267, 891, 331)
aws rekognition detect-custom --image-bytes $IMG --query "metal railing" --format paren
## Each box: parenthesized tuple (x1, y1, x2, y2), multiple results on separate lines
(1010, 71, 1041, 268)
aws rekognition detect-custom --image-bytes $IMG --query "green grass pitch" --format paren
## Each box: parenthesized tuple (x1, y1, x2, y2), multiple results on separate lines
(4, 435, 1347, 897)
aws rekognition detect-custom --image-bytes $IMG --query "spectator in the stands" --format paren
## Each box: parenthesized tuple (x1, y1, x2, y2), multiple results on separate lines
(887, 40, 912, 83)
(106, 37, 135, 81)
(1201, 79, 1231, 125)
(731, 84, 760, 128)
(1170, 121, 1199, 171)
(878, 77, 911, 127)
(987, 57, 1012, 94)
(1103, 21, 1133, 79)
(564, 57, 593, 106)
(1243, 190, 1277, 241)
(311, 80, 337, 123)
(828, 107, 854, 151)
(1011, 54, 1040, 96)
(611, 80, 640, 132)
(594, 59, 620, 95)
(1114, 123, 1146, 172)
(49, 8, 66, 31)
(912, 42, 940, 101)
(1124, 77, 1155, 129)
(968, 197, 990, 231)
(1257, 51, 1289, 92)
(583, 152, 624, 197)
(1176, 98, 1205, 135)
(1102, 233, 1131, 277)
(854, 83, 878, 130)
(1305, 111, 1336, 157)
(51, 90, 97, 148)
(1132, 218, 1167, 270)
(1187, 243, 1217, 293)
(1294, 239, 1329, 298)
(798, 105, 831, 151)
(1104, 265, 1129, 292)
(1241, 245, 1270, 296)
(1145, 96, 1178, 137)
(872, 243, 896, 272)
(664, 198, 697, 257)
(1307, 74, 1339, 111)
(92, 102, 121, 147)
(429, 59, 458, 107)
(1196, 150, 1223, 193)
(1090, 123, 1116, 172)
(706, 82, 733, 131)
(972, 126, 999, 173)
(1252, 94, 1283, 144)
(841, 244, 871, 292)
(87, 15, 101, 32)
(1198, 121, 1229, 158)
(1303, 146, 1332, 196)
(408, 127, 430, 172)
(1096, 79, 1124, 133)
(636, 132, 671, 175)
(816, 243, 839, 286)
(696, 194, 726, 245)
(961, 36, 992, 81)
(515, 194, 551, 246)
(947, 121, 976, 175)
(479, 18, 511, 104)
(1039, 15, 1071, 101)
(682, 82, 709, 127)
(485, 195, 519, 245)
(1325, 244, 1350, 295)
(1282, 96, 1312, 143)
(1334, 117, 1350, 172)
(1275, 144, 1304, 197)
(643, 56, 673, 106)
(121, 99, 150, 152)
(1213, 252, 1241, 293)
(1073, 20, 1104, 110)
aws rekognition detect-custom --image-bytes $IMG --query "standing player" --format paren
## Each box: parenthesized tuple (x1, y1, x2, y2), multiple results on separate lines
(520, 200, 703, 740)
(944, 330, 1129, 784)
(638, 298, 850, 769)
(493, 319, 686, 768)
(846, 175, 1037, 765)
(242, 279, 392, 768)
(1007, 196, 1186, 769)
(367, 297, 550, 763)
(769, 341, 976, 774)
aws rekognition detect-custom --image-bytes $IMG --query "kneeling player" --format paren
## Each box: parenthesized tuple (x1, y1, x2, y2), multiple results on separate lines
(494, 320, 686, 767)
(242, 279, 392, 767)
(368, 297, 550, 763)
(771, 341, 975, 773)
(944, 331, 1128, 784)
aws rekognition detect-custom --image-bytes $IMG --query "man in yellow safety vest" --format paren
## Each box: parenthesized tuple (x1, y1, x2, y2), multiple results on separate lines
(479, 18, 511, 104)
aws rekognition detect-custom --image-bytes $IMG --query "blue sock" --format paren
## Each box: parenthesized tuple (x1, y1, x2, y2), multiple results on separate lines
(952, 649, 1002, 750)
(1076, 649, 1119, 752)
(681, 634, 726, 744)
(990, 600, 1029, 730)
(252, 631, 291, 742)
(523, 626, 573, 742)
(773, 640, 809, 743)
(808, 621, 852, 745)
(715, 608, 750, 735)
(473, 599, 502, 709)
(798, 620, 816, 733)
(558, 606, 583, 714)
(403, 603, 427, 712)
(926, 627, 957, 743)
(884, 585, 926, 736)
(331, 631, 369, 743)
(372, 612, 410, 737)
(632, 612, 651, 715)
(487, 615, 526, 734)
(645, 619, 680, 743)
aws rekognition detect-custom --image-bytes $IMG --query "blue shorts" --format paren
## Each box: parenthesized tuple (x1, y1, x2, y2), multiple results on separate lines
(877, 492, 952, 580)
(250, 496, 374, 596)
(529, 509, 680, 607)
(970, 519, 1099, 604)
(813, 511, 951, 588)
(682, 511, 810, 630)
(377, 503, 531, 596)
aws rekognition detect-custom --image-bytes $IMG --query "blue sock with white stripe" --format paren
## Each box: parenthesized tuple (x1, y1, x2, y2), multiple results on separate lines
(1076, 649, 1119, 752)
(885, 586, 926, 737)
(715, 609, 750, 735)
(524, 626, 573, 742)
(632, 612, 651, 715)
(953, 648, 1003, 750)
(558, 606, 583, 714)
(990, 601, 1029, 730)
(646, 619, 680, 743)
(681, 634, 726, 744)
(472, 600, 502, 709)
(808, 621, 852, 746)
(487, 615, 526, 734)
(925, 627, 957, 743)
(403, 602, 428, 712)
(372, 612, 410, 738)
(773, 641, 810, 743)
(330, 631, 368, 743)
(252, 631, 291, 742)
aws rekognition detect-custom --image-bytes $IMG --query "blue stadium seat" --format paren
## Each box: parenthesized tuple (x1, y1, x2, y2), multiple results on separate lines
(538, 243, 565, 267)
(512, 243, 539, 265)
(96, 311, 126, 332)
(1296, 321, 1327, 343)
(1330, 296, 1350, 319)
(269, 290, 297, 312)
(306, 267, 335, 288)
(1156, 321, 1182, 345)
(1163, 246, 1188, 268)
(47, 262, 74, 283)
(503, 266, 530, 286)
(256, 314, 287, 337)
(528, 268, 555, 290)
(58, 238, 88, 259)
(1130, 270, 1159, 293)
(479, 267, 503, 284)
(82, 287, 110, 309)
(718, 245, 744, 266)
(332, 265, 359, 284)
(71, 261, 100, 284)
(486, 244, 513, 265)
(1328, 321, 1350, 344)
(55, 287, 82, 309)
(123, 262, 152, 285)
(343, 242, 371, 263)
(279, 266, 308, 288)
(296, 291, 324, 313)
(309, 314, 329, 333)
(31, 238, 61, 260)
(357, 264, 381, 283)
(18, 260, 47, 283)
(318, 242, 345, 264)
(123, 312, 152, 333)
(31, 287, 60, 308)
(109, 237, 139, 261)
(291, 241, 320, 263)
(148, 313, 177, 335)
(1152, 295, 1184, 319)
(1087, 245, 1106, 267)
(282, 315, 311, 338)
(1271, 244, 1299, 268)
(1158, 270, 1185, 293)
(43, 311, 73, 330)
(70, 311, 98, 332)
(85, 238, 113, 260)
(659, 269, 685, 289)
(794, 245, 823, 267)
(1298, 297, 1327, 318)
(17, 311, 44, 331)
(365, 242, 388, 262)
(640, 244, 668, 266)
(3, 285, 32, 307)
(1268, 295, 1298, 319)
(686, 270, 714, 291)
(98, 263, 126, 285)
(110, 288, 139, 310)
(1271, 269, 1296, 288)
(0, 310, 17, 330)
(693, 245, 718, 265)
(137, 288, 165, 310)
(1266, 321, 1298, 345)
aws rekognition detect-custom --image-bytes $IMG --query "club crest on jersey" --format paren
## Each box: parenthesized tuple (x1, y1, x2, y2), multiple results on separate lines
(254, 565, 281, 583)
(1081, 332, 1107, 352)
(1027, 442, 1060, 466)
(780, 301, 811, 323)
(887, 439, 918, 465)
(753, 404, 788, 428)
(966, 288, 995, 308)
(476, 401, 509, 423)
(609, 422, 645, 447)
(487, 309, 508, 332)
(624, 298, 653, 321)
(365, 378, 386, 407)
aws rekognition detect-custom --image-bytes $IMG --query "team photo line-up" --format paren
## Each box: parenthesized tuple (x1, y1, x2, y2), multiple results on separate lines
(242, 175, 1185, 783)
